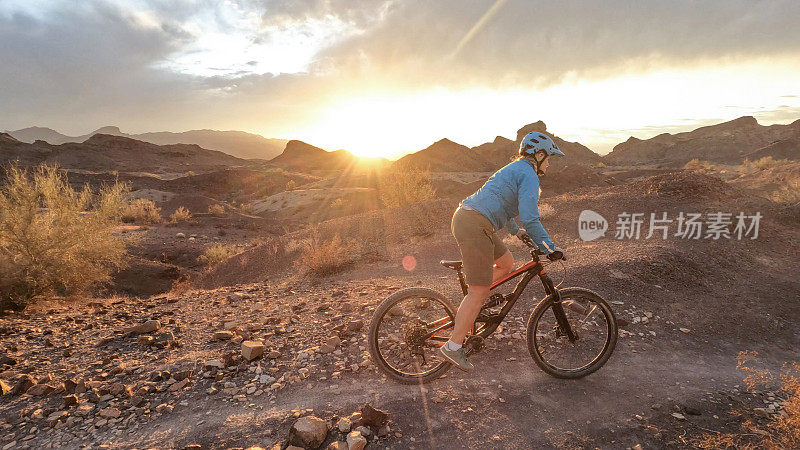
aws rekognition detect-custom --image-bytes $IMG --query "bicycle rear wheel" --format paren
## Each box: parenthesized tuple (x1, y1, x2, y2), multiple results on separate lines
(526, 287, 617, 379)
(368, 288, 456, 384)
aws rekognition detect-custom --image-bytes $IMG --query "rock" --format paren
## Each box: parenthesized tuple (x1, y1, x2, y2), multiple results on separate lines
(377, 424, 390, 437)
(124, 320, 160, 335)
(173, 369, 194, 381)
(347, 431, 367, 450)
(99, 407, 121, 419)
(63, 378, 78, 395)
(169, 379, 190, 392)
(326, 442, 347, 450)
(214, 330, 234, 341)
(286, 446, 304, 450)
(671, 412, 686, 421)
(0, 379, 11, 395)
(241, 341, 265, 361)
(355, 426, 371, 437)
(109, 382, 131, 397)
(360, 403, 388, 427)
(0, 354, 17, 366)
(63, 394, 79, 407)
(337, 417, 353, 433)
(176, 232, 186, 238)
(11, 374, 36, 395)
(679, 328, 691, 334)
(27, 384, 56, 396)
(753, 407, 770, 417)
(289, 415, 329, 449)
(318, 343, 335, 354)
(156, 404, 174, 414)
(346, 320, 364, 332)
(205, 360, 225, 370)
(267, 350, 281, 359)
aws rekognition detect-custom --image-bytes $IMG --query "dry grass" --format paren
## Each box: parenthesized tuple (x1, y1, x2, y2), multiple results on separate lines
(684, 158, 718, 171)
(698, 351, 799, 449)
(296, 231, 355, 276)
(377, 167, 435, 208)
(738, 156, 788, 174)
(286, 179, 297, 191)
(169, 206, 192, 223)
(768, 173, 800, 203)
(0, 164, 127, 309)
(208, 203, 225, 217)
(199, 243, 240, 267)
(122, 198, 162, 224)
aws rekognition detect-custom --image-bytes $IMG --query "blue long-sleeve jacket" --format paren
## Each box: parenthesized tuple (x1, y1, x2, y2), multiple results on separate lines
(460, 159, 557, 253)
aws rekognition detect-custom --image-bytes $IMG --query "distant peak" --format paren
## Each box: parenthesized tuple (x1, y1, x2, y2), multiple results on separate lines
(0, 132, 19, 142)
(84, 133, 138, 145)
(92, 126, 122, 134)
(515, 121, 548, 141)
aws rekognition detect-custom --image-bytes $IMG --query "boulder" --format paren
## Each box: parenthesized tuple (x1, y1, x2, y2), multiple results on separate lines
(99, 407, 121, 419)
(27, 384, 56, 396)
(347, 431, 367, 450)
(360, 403, 388, 427)
(11, 374, 36, 395)
(289, 415, 328, 449)
(124, 320, 160, 335)
(241, 341, 265, 361)
(63, 394, 79, 408)
(214, 330, 234, 340)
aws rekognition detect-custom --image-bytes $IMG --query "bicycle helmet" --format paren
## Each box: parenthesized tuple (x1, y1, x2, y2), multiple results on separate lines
(519, 132, 565, 175)
(519, 132, 565, 158)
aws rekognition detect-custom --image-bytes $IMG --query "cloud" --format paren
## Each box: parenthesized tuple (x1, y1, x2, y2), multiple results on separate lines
(1, 0, 799, 145)
(311, 0, 800, 89)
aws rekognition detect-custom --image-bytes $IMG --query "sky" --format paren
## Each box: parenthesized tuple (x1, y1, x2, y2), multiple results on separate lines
(1, 0, 799, 159)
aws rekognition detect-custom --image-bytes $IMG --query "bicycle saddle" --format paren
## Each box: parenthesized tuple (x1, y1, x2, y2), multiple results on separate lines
(440, 260, 463, 270)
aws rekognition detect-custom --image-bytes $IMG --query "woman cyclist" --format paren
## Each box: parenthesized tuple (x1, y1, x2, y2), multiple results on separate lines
(440, 132, 566, 371)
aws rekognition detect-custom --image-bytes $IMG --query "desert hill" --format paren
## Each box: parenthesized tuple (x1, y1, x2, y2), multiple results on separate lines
(392, 121, 603, 172)
(744, 137, 800, 161)
(7, 126, 288, 160)
(605, 116, 800, 166)
(0, 133, 253, 174)
(269, 140, 389, 172)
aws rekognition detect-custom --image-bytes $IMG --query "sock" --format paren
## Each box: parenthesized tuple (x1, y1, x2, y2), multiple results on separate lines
(445, 340, 462, 351)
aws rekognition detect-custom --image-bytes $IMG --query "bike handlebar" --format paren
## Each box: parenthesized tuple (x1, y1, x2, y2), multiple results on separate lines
(517, 234, 566, 261)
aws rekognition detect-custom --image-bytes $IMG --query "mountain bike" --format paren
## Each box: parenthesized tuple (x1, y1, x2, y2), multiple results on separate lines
(368, 236, 618, 384)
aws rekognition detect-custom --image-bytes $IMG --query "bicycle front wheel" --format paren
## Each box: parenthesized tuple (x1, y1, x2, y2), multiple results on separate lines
(526, 287, 617, 379)
(368, 288, 457, 384)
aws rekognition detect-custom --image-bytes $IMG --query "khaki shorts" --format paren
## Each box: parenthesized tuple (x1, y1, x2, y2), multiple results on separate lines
(451, 207, 509, 286)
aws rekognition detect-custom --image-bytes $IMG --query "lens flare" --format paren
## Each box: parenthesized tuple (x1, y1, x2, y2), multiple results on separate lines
(402, 255, 417, 271)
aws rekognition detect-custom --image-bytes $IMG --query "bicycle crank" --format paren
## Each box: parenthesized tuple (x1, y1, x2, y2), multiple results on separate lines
(464, 335, 485, 355)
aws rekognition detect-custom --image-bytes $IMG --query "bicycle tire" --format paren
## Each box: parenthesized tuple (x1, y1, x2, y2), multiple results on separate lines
(526, 287, 617, 379)
(368, 287, 457, 384)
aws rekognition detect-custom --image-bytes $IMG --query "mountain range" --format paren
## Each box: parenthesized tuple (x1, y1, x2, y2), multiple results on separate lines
(5, 116, 799, 174)
(6, 126, 287, 161)
(605, 116, 800, 166)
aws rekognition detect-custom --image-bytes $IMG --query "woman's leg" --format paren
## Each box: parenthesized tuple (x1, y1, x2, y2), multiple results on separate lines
(450, 284, 490, 345)
(492, 250, 514, 284)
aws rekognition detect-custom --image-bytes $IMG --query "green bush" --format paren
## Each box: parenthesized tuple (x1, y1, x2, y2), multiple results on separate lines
(0, 164, 128, 310)
(378, 168, 435, 208)
(122, 198, 161, 224)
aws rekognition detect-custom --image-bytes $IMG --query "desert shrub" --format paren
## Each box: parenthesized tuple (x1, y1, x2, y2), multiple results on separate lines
(286, 179, 297, 191)
(208, 203, 225, 216)
(296, 233, 355, 276)
(0, 164, 128, 310)
(739, 156, 787, 174)
(698, 351, 799, 449)
(378, 168, 435, 208)
(684, 158, 717, 171)
(330, 197, 347, 209)
(169, 206, 192, 222)
(122, 198, 161, 224)
(596, 161, 606, 168)
(199, 243, 240, 266)
(770, 177, 800, 203)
